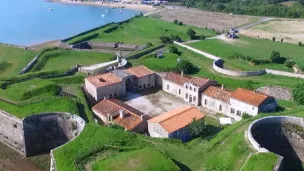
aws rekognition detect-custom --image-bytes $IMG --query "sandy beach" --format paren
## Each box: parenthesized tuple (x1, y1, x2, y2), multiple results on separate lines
(48, 0, 157, 12)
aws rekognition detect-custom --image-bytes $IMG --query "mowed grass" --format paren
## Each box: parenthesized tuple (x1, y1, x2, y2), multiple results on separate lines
(0, 45, 38, 76)
(189, 36, 304, 71)
(0, 78, 60, 101)
(0, 98, 79, 119)
(242, 153, 278, 171)
(66, 17, 217, 45)
(92, 148, 179, 171)
(31, 48, 115, 72)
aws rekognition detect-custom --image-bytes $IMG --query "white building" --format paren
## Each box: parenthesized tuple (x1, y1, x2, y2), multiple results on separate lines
(162, 72, 217, 106)
(148, 106, 205, 142)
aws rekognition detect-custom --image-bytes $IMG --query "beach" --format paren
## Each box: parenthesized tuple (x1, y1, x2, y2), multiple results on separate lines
(49, 0, 157, 12)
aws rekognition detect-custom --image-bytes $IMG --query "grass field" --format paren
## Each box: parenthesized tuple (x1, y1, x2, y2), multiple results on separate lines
(0, 45, 38, 77)
(242, 153, 279, 171)
(189, 36, 304, 71)
(92, 148, 179, 171)
(66, 17, 217, 45)
(31, 48, 115, 72)
(241, 19, 304, 44)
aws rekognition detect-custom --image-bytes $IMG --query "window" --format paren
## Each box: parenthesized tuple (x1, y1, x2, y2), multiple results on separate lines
(252, 107, 254, 110)
(143, 84, 146, 89)
(219, 105, 222, 111)
(230, 108, 235, 114)
(186, 85, 188, 89)
(204, 99, 207, 105)
(147, 83, 150, 87)
(185, 93, 188, 98)
(107, 115, 112, 122)
(193, 96, 196, 102)
(237, 110, 242, 116)
(139, 86, 142, 90)
(189, 95, 192, 102)
(190, 86, 192, 90)
(194, 87, 196, 92)
(179, 89, 181, 95)
(167, 84, 169, 90)
(114, 93, 117, 97)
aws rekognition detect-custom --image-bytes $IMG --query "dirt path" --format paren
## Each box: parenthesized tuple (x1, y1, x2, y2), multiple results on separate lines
(0, 142, 42, 171)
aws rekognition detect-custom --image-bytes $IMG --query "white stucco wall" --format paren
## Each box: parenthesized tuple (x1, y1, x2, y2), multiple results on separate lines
(201, 94, 229, 115)
(148, 122, 169, 138)
(85, 79, 98, 101)
(229, 98, 258, 116)
(162, 80, 184, 99)
(96, 82, 124, 101)
(136, 74, 156, 90)
(183, 83, 200, 106)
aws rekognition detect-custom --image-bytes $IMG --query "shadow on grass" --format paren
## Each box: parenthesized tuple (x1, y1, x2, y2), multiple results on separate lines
(203, 125, 222, 140)
(172, 159, 191, 171)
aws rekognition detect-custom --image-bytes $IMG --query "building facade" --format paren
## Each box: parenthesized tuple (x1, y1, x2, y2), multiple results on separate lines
(85, 65, 155, 101)
(148, 106, 205, 142)
(162, 72, 217, 106)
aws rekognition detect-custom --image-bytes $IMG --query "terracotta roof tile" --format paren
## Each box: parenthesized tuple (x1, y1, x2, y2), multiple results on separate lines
(125, 65, 155, 78)
(148, 106, 205, 133)
(163, 72, 211, 87)
(203, 86, 232, 103)
(86, 72, 122, 87)
(93, 99, 149, 131)
(230, 88, 268, 107)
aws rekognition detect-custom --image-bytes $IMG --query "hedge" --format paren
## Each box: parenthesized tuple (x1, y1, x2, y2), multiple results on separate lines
(126, 44, 165, 60)
(21, 84, 61, 100)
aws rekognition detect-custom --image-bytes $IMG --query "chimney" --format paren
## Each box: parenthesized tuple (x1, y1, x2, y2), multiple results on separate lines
(181, 70, 184, 77)
(119, 109, 124, 118)
(221, 84, 224, 90)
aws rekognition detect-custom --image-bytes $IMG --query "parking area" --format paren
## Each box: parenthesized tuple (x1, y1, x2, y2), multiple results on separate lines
(121, 88, 188, 117)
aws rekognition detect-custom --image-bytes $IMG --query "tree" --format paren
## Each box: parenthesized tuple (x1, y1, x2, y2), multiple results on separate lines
(178, 21, 183, 25)
(272, 37, 276, 42)
(187, 28, 197, 39)
(173, 19, 178, 24)
(299, 41, 303, 47)
(159, 35, 172, 44)
(169, 45, 179, 55)
(270, 50, 281, 63)
(189, 118, 204, 137)
(177, 59, 195, 74)
(281, 38, 284, 43)
(284, 59, 296, 68)
(293, 83, 304, 105)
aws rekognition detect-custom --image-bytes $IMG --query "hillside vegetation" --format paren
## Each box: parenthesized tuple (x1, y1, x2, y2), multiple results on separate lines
(181, 0, 304, 18)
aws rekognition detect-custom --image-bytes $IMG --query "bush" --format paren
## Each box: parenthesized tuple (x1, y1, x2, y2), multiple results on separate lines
(200, 35, 206, 40)
(160, 35, 173, 44)
(169, 45, 179, 55)
(284, 59, 296, 68)
(292, 83, 304, 105)
(299, 41, 303, 46)
(242, 113, 252, 120)
(103, 26, 119, 33)
(189, 118, 205, 137)
(270, 50, 286, 64)
(187, 28, 196, 39)
(173, 19, 178, 24)
(146, 42, 153, 47)
(178, 21, 183, 25)
(176, 59, 195, 74)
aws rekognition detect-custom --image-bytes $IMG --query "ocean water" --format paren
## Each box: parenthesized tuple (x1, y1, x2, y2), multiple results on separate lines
(0, 0, 140, 46)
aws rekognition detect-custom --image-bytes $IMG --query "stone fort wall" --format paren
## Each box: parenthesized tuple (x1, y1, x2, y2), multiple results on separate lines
(0, 111, 85, 157)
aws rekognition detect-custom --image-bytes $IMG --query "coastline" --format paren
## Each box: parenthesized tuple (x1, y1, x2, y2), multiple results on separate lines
(48, 0, 157, 12)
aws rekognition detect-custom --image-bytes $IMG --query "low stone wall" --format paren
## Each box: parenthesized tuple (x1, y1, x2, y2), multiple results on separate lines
(213, 59, 266, 77)
(0, 42, 39, 51)
(57, 41, 70, 49)
(0, 111, 85, 158)
(265, 69, 304, 79)
(19, 53, 41, 74)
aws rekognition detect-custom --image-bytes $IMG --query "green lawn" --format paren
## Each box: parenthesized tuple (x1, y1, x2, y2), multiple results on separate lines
(0, 45, 38, 77)
(189, 36, 304, 71)
(92, 148, 179, 171)
(242, 153, 279, 171)
(66, 17, 217, 45)
(31, 48, 115, 72)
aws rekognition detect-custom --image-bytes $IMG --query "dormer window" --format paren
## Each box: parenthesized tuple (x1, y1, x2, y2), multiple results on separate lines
(107, 114, 113, 122)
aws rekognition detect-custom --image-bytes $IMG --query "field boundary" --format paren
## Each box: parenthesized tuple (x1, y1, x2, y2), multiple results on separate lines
(174, 41, 304, 79)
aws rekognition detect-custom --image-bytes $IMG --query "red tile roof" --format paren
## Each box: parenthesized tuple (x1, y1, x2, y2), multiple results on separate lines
(163, 72, 211, 87)
(148, 106, 205, 133)
(125, 65, 155, 78)
(85, 72, 122, 87)
(230, 88, 268, 107)
(203, 86, 232, 103)
(92, 99, 149, 131)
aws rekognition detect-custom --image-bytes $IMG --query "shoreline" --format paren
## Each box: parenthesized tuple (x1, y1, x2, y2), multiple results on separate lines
(48, 0, 157, 12)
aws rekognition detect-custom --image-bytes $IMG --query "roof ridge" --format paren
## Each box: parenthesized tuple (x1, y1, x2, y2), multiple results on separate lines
(159, 106, 193, 124)
(109, 100, 141, 118)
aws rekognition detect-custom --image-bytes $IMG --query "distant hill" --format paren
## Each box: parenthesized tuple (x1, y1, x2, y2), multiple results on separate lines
(179, 0, 304, 18)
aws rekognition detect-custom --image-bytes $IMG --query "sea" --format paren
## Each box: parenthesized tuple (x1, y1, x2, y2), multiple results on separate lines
(0, 0, 141, 46)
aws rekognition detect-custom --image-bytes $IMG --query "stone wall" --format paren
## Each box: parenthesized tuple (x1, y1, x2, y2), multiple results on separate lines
(256, 86, 292, 101)
(0, 110, 25, 155)
(0, 111, 85, 158)
(19, 52, 41, 74)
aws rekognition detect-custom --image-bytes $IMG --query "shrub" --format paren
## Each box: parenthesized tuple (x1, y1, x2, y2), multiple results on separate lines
(178, 21, 183, 25)
(200, 35, 206, 40)
(293, 83, 304, 105)
(189, 118, 205, 137)
(169, 45, 179, 55)
(270, 50, 286, 63)
(103, 26, 119, 33)
(242, 81, 255, 90)
(284, 59, 296, 68)
(146, 42, 153, 47)
(173, 19, 178, 24)
(187, 28, 196, 39)
(298, 41, 303, 46)
(108, 124, 124, 130)
(159, 35, 173, 44)
(176, 59, 195, 74)
(242, 113, 251, 120)
(272, 37, 276, 42)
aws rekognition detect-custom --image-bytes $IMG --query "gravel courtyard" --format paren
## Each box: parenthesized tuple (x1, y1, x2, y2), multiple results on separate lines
(121, 89, 188, 117)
